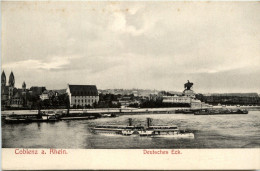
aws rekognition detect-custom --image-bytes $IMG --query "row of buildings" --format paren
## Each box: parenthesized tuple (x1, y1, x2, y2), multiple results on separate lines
(1, 71, 99, 109)
(99, 89, 160, 97)
(1, 71, 51, 108)
(1, 71, 260, 109)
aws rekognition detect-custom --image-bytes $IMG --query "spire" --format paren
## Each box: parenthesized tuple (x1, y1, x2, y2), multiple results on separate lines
(8, 71, 15, 87)
(22, 81, 26, 90)
(1, 70, 6, 86)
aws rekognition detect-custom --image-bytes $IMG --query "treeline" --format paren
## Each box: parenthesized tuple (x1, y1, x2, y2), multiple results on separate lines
(39, 94, 70, 109)
(196, 94, 260, 106)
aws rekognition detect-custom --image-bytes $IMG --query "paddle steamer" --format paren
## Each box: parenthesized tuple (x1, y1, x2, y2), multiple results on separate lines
(92, 118, 194, 138)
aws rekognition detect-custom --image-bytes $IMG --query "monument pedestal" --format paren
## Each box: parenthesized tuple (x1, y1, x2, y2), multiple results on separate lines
(183, 89, 195, 98)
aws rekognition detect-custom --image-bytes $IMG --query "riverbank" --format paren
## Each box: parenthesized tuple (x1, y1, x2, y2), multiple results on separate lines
(1, 106, 260, 116)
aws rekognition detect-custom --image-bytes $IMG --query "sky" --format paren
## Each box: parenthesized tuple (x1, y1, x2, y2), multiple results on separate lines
(2, 2, 260, 93)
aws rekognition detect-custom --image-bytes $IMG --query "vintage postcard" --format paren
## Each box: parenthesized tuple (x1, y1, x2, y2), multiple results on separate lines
(1, 1, 260, 170)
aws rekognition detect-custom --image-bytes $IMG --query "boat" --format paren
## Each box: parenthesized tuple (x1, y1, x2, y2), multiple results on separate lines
(194, 109, 210, 115)
(4, 113, 60, 123)
(102, 113, 118, 118)
(229, 109, 248, 114)
(194, 109, 248, 115)
(175, 109, 194, 114)
(91, 118, 144, 136)
(60, 115, 96, 120)
(92, 118, 195, 138)
(139, 118, 194, 138)
(121, 130, 136, 136)
(138, 130, 154, 136)
(4, 116, 32, 123)
(92, 125, 144, 136)
(150, 128, 194, 138)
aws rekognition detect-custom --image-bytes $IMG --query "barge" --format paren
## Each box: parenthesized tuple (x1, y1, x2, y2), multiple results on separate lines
(4, 113, 60, 123)
(194, 109, 248, 115)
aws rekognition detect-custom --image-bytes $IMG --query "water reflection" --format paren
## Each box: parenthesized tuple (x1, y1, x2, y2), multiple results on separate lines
(37, 123, 41, 130)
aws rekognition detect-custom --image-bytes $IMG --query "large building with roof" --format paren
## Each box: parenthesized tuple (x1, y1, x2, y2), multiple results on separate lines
(1, 71, 30, 108)
(66, 84, 99, 107)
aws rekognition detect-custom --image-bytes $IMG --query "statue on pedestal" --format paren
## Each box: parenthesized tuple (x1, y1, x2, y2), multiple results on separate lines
(183, 80, 195, 98)
(184, 80, 193, 90)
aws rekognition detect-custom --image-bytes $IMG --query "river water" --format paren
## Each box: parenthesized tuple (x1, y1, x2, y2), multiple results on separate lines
(2, 111, 260, 149)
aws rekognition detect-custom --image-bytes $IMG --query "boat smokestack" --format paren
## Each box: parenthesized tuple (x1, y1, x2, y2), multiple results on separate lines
(128, 118, 133, 126)
(147, 118, 152, 127)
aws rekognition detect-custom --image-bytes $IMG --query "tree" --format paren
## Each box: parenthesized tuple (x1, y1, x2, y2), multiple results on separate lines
(43, 99, 51, 108)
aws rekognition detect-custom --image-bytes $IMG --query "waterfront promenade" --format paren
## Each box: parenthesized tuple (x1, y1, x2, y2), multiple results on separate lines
(1, 106, 260, 117)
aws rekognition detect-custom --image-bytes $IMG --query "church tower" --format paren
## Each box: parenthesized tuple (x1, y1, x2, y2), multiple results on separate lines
(22, 81, 27, 107)
(8, 71, 15, 100)
(22, 81, 26, 91)
(1, 70, 6, 87)
(8, 71, 15, 87)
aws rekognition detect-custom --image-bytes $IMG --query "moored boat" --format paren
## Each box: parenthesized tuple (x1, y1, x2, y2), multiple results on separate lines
(194, 109, 210, 115)
(4, 113, 60, 123)
(102, 113, 118, 118)
(194, 108, 248, 115)
(60, 116, 96, 120)
(175, 109, 194, 114)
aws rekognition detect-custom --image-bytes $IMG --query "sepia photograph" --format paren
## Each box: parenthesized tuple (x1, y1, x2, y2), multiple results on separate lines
(1, 1, 260, 170)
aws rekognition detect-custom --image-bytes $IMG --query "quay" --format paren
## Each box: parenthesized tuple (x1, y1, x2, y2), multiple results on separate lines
(1, 106, 260, 118)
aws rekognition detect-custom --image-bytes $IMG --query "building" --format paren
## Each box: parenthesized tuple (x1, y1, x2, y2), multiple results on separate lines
(40, 90, 56, 100)
(2, 71, 16, 107)
(9, 81, 29, 108)
(29, 86, 46, 97)
(1, 71, 15, 103)
(162, 80, 212, 108)
(163, 95, 192, 103)
(53, 89, 66, 95)
(66, 84, 99, 107)
(163, 80, 196, 105)
(40, 89, 66, 100)
(1, 71, 9, 103)
(1, 71, 30, 108)
(118, 96, 131, 107)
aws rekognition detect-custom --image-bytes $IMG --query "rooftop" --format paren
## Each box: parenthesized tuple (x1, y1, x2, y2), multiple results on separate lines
(68, 84, 98, 96)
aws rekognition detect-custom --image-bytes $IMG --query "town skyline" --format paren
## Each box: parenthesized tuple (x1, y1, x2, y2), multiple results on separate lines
(2, 2, 260, 93)
(2, 69, 260, 95)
